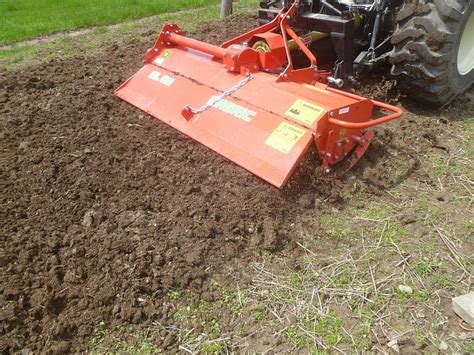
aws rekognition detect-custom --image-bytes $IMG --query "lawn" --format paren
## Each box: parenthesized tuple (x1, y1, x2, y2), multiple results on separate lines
(0, 0, 220, 44)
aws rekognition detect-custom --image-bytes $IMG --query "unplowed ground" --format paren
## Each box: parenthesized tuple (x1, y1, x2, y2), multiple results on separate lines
(1, 12, 473, 354)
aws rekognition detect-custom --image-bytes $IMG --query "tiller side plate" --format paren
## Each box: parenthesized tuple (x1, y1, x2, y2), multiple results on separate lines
(115, 4, 402, 188)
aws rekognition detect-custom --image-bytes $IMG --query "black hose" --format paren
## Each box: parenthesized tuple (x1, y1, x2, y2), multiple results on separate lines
(368, 0, 388, 60)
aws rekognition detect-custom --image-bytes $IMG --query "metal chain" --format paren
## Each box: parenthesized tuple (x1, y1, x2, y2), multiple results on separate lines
(184, 74, 254, 115)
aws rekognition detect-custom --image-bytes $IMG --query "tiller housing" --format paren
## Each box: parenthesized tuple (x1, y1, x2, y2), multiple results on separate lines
(115, 3, 402, 188)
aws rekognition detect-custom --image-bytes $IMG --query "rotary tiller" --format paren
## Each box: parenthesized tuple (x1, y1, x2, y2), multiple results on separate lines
(115, 2, 402, 188)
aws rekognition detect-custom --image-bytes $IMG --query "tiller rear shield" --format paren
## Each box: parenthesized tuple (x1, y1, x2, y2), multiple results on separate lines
(115, 4, 402, 188)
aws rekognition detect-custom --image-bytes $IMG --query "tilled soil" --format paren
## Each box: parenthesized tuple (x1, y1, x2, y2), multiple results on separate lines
(0, 14, 471, 353)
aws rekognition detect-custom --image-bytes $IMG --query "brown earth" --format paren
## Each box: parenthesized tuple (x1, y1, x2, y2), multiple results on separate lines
(1, 14, 472, 353)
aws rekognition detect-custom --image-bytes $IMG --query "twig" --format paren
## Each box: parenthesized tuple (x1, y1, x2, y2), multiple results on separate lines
(433, 224, 469, 275)
(296, 241, 318, 257)
(178, 345, 194, 354)
(368, 261, 378, 297)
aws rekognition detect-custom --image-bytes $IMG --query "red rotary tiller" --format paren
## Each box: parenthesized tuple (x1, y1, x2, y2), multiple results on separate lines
(115, 2, 402, 188)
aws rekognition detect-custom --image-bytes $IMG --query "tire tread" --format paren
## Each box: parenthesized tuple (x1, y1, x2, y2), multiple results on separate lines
(389, 0, 471, 105)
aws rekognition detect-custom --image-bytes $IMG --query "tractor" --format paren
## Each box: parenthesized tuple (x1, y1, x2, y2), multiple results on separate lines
(258, 0, 473, 105)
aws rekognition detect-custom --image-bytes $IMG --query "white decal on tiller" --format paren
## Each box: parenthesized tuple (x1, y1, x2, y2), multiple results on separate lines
(148, 71, 161, 82)
(148, 70, 175, 87)
(208, 97, 256, 122)
(159, 75, 175, 87)
(339, 107, 350, 115)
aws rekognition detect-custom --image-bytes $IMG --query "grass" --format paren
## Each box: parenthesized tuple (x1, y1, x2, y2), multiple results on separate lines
(0, 0, 256, 71)
(0, 0, 221, 44)
(89, 322, 162, 354)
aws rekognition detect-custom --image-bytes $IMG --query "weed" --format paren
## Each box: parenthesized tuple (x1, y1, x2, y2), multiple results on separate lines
(197, 299, 212, 314)
(415, 329, 426, 348)
(168, 289, 181, 300)
(287, 326, 306, 349)
(251, 308, 266, 322)
(89, 321, 107, 347)
(305, 311, 343, 348)
(202, 340, 224, 353)
(414, 263, 433, 278)
(208, 319, 221, 334)
(435, 275, 453, 289)
(465, 340, 474, 353)
(171, 307, 190, 322)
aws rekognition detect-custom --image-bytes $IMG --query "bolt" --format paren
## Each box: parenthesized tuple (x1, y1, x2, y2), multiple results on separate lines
(328, 76, 344, 88)
(335, 155, 339, 160)
(154, 48, 158, 52)
(330, 112, 334, 117)
(284, 74, 288, 78)
(230, 67, 235, 71)
(326, 152, 332, 158)
(325, 168, 331, 174)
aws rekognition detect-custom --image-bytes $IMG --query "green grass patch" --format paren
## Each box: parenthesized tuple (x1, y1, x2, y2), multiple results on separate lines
(320, 214, 358, 240)
(0, 2, 257, 70)
(286, 310, 344, 351)
(0, 0, 221, 44)
(201, 340, 225, 353)
(465, 340, 474, 353)
(89, 323, 162, 354)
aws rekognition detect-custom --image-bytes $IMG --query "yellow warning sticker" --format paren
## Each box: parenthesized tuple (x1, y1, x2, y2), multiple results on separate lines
(284, 99, 325, 125)
(339, 128, 346, 138)
(265, 122, 306, 154)
(304, 84, 329, 94)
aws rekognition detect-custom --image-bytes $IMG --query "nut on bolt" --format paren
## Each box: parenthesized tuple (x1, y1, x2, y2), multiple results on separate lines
(328, 76, 344, 88)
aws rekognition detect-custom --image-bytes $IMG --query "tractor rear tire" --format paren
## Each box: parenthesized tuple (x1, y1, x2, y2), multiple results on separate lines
(390, 0, 473, 106)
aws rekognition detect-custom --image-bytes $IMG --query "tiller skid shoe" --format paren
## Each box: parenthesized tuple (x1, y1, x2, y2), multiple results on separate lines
(115, 2, 402, 188)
